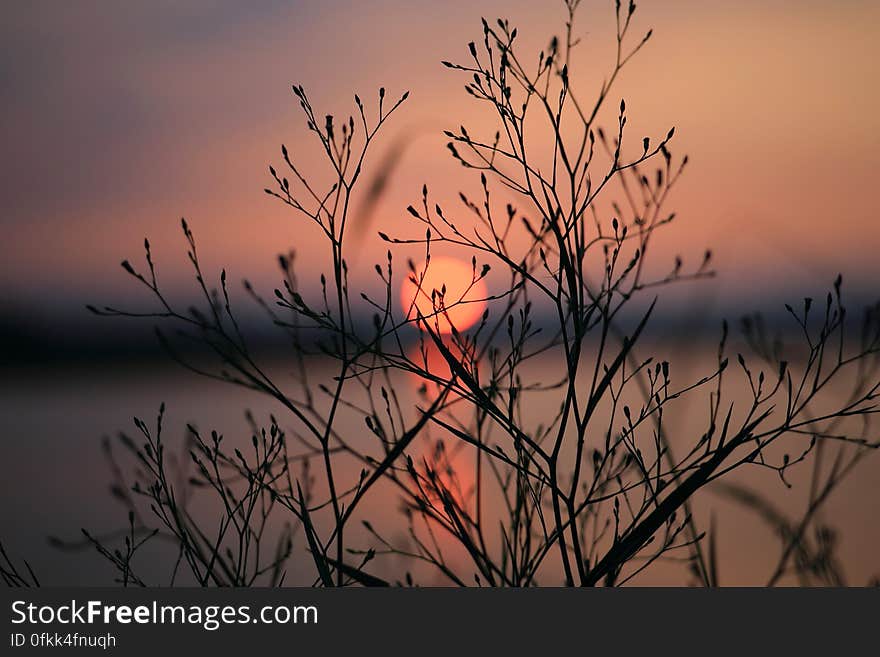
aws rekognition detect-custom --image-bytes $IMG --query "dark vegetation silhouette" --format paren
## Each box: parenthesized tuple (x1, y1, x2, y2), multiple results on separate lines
(5, 0, 880, 587)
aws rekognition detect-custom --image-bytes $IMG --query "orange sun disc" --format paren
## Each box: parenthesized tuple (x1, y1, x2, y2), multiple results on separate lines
(400, 256, 488, 334)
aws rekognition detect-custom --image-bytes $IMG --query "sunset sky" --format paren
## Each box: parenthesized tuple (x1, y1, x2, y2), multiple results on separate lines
(3, 0, 879, 324)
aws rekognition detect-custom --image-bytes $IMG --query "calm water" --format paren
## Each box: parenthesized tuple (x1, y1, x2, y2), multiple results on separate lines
(3, 341, 878, 586)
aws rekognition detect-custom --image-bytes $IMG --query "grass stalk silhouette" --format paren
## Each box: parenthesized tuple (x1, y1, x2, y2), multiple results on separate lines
(9, 0, 878, 587)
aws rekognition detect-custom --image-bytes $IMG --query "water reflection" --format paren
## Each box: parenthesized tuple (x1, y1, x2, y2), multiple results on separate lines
(2, 340, 878, 585)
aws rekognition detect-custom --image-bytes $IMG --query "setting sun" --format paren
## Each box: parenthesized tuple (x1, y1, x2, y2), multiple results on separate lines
(400, 256, 488, 333)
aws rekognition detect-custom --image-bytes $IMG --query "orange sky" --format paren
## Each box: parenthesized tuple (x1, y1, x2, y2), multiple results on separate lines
(3, 0, 878, 316)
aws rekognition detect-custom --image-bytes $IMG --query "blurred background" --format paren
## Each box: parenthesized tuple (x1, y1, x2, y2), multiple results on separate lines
(2, 0, 879, 585)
